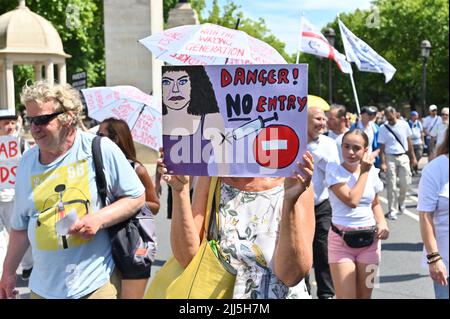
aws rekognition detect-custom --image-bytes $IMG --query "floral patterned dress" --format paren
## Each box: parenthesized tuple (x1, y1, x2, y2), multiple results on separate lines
(217, 182, 310, 299)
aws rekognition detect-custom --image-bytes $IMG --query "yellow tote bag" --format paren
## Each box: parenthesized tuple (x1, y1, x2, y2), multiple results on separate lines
(144, 177, 236, 299)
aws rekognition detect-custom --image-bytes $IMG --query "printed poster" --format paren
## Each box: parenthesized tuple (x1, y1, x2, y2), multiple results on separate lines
(162, 64, 308, 177)
(31, 160, 92, 250)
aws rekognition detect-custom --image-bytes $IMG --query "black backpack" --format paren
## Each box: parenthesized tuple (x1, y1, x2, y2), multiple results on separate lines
(92, 136, 157, 279)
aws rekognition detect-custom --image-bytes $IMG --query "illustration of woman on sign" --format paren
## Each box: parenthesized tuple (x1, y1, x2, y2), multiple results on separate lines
(162, 66, 228, 176)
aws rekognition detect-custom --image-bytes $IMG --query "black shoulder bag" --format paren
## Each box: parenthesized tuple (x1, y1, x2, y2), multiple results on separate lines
(92, 136, 156, 279)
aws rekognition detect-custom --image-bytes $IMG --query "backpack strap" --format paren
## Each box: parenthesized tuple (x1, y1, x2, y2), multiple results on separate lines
(92, 136, 107, 207)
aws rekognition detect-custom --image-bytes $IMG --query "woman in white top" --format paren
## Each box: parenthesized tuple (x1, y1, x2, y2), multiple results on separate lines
(326, 129, 389, 299)
(157, 151, 315, 299)
(418, 127, 449, 299)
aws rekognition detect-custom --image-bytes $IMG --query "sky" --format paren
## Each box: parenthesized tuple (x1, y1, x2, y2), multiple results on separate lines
(204, 0, 373, 55)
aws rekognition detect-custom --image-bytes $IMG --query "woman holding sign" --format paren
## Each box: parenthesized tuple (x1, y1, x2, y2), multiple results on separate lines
(162, 66, 228, 176)
(326, 129, 389, 299)
(156, 150, 315, 299)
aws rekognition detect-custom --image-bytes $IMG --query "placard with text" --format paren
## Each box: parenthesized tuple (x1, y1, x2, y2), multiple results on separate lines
(162, 64, 308, 177)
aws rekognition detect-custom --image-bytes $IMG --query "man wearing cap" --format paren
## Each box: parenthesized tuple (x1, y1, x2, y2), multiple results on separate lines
(408, 111, 424, 174)
(423, 104, 442, 156)
(0, 110, 34, 280)
(378, 106, 417, 220)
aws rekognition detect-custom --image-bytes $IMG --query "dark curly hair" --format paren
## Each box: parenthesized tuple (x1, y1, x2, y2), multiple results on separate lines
(162, 66, 219, 116)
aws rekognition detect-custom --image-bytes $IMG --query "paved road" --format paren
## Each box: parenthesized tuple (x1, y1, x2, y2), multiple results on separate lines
(17, 159, 436, 299)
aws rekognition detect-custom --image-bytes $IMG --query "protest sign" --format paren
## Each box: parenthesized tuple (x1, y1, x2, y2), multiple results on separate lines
(0, 136, 22, 188)
(162, 64, 308, 177)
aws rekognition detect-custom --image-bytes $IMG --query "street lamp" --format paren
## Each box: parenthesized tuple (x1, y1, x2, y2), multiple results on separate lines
(317, 56, 323, 96)
(324, 28, 335, 104)
(421, 40, 431, 116)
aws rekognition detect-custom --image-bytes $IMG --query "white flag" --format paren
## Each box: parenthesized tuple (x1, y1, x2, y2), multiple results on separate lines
(299, 17, 352, 74)
(338, 19, 396, 83)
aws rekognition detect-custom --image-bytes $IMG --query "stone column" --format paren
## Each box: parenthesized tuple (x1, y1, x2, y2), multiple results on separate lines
(167, 0, 199, 28)
(58, 63, 67, 84)
(5, 58, 15, 111)
(0, 61, 5, 108)
(45, 61, 54, 84)
(34, 63, 43, 81)
(103, 0, 163, 96)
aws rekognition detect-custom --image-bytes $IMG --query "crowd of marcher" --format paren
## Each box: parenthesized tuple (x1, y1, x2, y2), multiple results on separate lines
(0, 81, 448, 299)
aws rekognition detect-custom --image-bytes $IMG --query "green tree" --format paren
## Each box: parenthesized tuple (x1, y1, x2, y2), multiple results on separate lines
(1, 0, 104, 110)
(321, 0, 448, 115)
(163, 0, 292, 62)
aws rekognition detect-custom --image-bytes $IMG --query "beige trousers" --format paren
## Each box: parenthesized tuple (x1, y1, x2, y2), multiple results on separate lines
(385, 154, 412, 213)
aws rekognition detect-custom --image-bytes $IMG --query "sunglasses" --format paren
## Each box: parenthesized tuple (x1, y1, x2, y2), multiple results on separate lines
(26, 111, 65, 126)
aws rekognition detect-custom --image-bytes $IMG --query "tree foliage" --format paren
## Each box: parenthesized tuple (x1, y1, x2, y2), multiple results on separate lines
(1, 0, 104, 110)
(3, 0, 447, 115)
(166, 0, 449, 116)
(313, 0, 449, 115)
(164, 0, 292, 62)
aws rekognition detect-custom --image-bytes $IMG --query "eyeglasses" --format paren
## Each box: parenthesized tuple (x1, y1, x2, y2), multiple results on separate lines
(26, 111, 65, 126)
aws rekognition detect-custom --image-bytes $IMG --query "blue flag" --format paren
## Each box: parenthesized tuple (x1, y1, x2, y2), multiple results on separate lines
(338, 20, 396, 83)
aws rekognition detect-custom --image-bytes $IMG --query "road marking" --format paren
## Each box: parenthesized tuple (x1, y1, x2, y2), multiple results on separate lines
(379, 196, 420, 222)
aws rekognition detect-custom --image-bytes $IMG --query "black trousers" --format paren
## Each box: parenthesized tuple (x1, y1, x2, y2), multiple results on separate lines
(305, 199, 335, 299)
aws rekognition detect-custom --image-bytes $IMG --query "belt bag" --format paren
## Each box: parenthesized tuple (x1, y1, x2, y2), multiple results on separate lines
(332, 224, 376, 248)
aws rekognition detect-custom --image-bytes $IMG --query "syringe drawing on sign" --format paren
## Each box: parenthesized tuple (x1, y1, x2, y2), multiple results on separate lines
(231, 112, 279, 141)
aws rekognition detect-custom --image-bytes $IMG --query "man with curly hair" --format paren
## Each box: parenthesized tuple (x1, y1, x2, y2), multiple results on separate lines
(0, 81, 145, 299)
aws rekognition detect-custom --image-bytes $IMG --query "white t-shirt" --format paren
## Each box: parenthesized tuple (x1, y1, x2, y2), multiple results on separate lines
(334, 131, 348, 164)
(307, 135, 340, 206)
(409, 120, 424, 145)
(436, 122, 448, 147)
(378, 120, 412, 155)
(326, 162, 384, 227)
(327, 131, 338, 140)
(356, 121, 375, 153)
(417, 155, 449, 272)
(423, 115, 442, 137)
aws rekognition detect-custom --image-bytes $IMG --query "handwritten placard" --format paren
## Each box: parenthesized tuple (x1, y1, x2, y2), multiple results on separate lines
(0, 136, 22, 188)
(162, 64, 308, 177)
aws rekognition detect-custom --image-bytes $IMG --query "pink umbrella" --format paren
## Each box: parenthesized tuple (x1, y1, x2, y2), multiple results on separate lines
(138, 23, 287, 65)
(81, 86, 162, 152)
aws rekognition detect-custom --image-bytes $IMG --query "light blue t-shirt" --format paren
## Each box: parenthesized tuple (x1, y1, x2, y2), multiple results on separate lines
(11, 130, 145, 299)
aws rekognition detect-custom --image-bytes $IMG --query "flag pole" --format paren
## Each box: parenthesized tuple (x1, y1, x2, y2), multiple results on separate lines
(337, 16, 361, 116)
(295, 12, 305, 64)
(348, 68, 361, 116)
